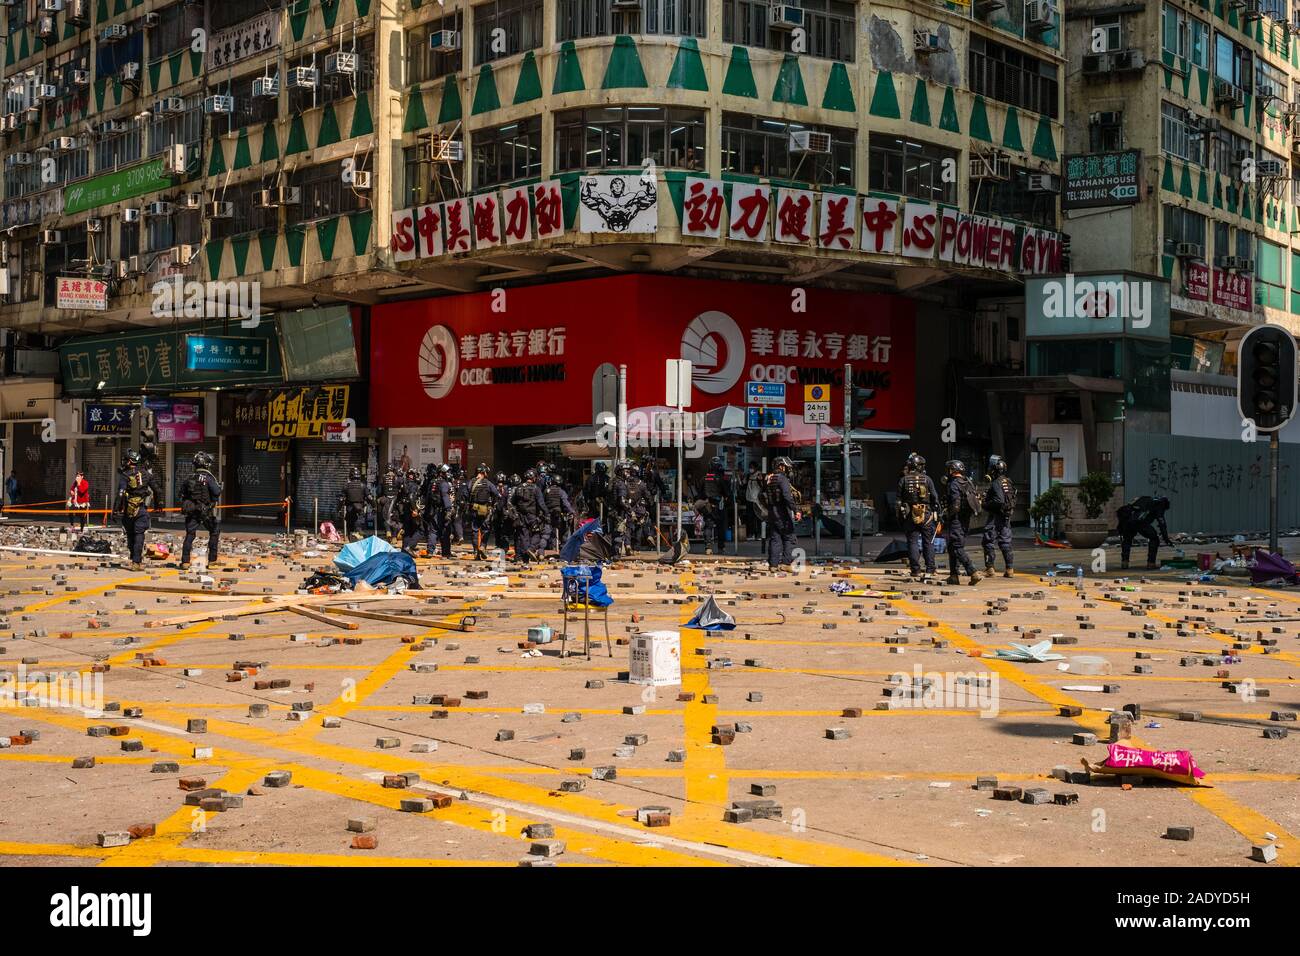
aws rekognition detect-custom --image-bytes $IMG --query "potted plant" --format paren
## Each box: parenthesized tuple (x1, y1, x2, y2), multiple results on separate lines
(1063, 471, 1116, 549)
(1028, 483, 1069, 541)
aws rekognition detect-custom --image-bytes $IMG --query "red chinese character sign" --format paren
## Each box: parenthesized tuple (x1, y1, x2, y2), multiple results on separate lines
(900, 202, 937, 259)
(860, 198, 899, 254)
(774, 188, 814, 245)
(817, 193, 857, 251)
(369, 275, 915, 432)
(728, 183, 771, 242)
(533, 180, 564, 240)
(681, 177, 725, 239)
(443, 198, 471, 253)
(471, 193, 502, 250)
(501, 185, 532, 245)
(1182, 261, 1209, 301)
(1211, 268, 1252, 311)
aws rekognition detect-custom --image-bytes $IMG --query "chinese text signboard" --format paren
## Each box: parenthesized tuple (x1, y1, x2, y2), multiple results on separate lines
(63, 157, 173, 216)
(1211, 269, 1252, 312)
(185, 335, 270, 373)
(59, 322, 284, 395)
(269, 386, 351, 439)
(83, 403, 135, 435)
(56, 277, 108, 311)
(1062, 151, 1142, 209)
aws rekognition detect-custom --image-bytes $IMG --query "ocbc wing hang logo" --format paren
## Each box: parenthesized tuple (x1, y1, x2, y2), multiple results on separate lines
(418, 325, 459, 399)
(681, 310, 745, 394)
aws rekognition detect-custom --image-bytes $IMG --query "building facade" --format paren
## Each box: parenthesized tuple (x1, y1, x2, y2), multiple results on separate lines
(1, 0, 1068, 527)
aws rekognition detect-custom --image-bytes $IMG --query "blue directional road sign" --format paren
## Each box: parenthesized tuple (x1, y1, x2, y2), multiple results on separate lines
(746, 406, 786, 429)
(746, 381, 786, 405)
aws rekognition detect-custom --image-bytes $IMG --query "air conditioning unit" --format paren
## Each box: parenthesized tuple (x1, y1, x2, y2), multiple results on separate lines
(1215, 80, 1245, 108)
(277, 185, 300, 204)
(1090, 111, 1122, 126)
(1113, 49, 1145, 72)
(1082, 53, 1112, 75)
(253, 76, 279, 98)
(204, 94, 235, 114)
(170, 244, 196, 265)
(1257, 79, 1278, 99)
(1217, 255, 1254, 272)
(98, 119, 128, 134)
(115, 259, 130, 279)
(155, 96, 185, 114)
(768, 4, 804, 30)
(179, 192, 202, 209)
(40, 0, 63, 12)
(430, 30, 461, 52)
(50, 135, 78, 151)
(23, 107, 41, 125)
(1027, 172, 1061, 193)
(1258, 158, 1285, 176)
(5, 152, 33, 167)
(69, 0, 88, 21)
(143, 11, 159, 26)
(1174, 242, 1203, 259)
(71, 69, 90, 87)
(119, 62, 141, 82)
(122, 207, 140, 222)
(35, 84, 59, 101)
(1286, 101, 1300, 116)
(974, 0, 1006, 15)
(40, 229, 62, 244)
(0, 115, 11, 132)
(204, 200, 233, 219)
(100, 23, 128, 42)
(428, 136, 464, 161)
(969, 151, 1011, 180)
(324, 52, 357, 76)
(351, 170, 372, 190)
(789, 129, 832, 154)
(145, 201, 172, 216)
(1026, 0, 1055, 30)
(1190, 115, 1220, 134)
(126, 254, 141, 275)
(286, 67, 318, 90)
(162, 143, 187, 175)
(913, 30, 943, 54)
(1242, 0, 1263, 21)
(86, 217, 103, 233)
(37, 16, 56, 38)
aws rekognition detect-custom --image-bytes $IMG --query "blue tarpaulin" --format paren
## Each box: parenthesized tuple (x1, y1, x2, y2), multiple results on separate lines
(561, 519, 602, 563)
(342, 551, 421, 588)
(334, 535, 396, 571)
(561, 565, 613, 607)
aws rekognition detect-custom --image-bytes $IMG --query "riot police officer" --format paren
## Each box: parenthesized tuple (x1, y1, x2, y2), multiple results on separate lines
(492, 472, 514, 550)
(584, 461, 610, 520)
(338, 467, 371, 539)
(607, 461, 636, 555)
(511, 469, 547, 563)
(451, 465, 470, 544)
(468, 464, 500, 560)
(398, 468, 424, 553)
(897, 452, 939, 580)
(764, 456, 800, 572)
(543, 471, 575, 551)
(114, 449, 162, 570)
(943, 460, 981, 586)
(427, 464, 454, 558)
(180, 451, 222, 567)
(1117, 495, 1172, 570)
(376, 466, 402, 541)
(982, 455, 1016, 577)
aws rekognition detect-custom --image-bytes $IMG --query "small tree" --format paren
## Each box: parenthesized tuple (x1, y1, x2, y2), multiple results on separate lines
(1029, 483, 1069, 538)
(1076, 471, 1116, 520)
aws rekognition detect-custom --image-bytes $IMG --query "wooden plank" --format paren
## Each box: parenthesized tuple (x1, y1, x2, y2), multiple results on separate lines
(287, 604, 360, 630)
(318, 605, 476, 632)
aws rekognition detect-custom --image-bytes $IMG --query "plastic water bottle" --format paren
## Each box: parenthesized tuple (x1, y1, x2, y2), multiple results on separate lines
(1075, 566, 1084, 586)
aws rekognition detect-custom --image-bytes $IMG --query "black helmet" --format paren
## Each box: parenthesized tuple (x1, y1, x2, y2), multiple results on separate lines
(905, 452, 926, 473)
(124, 449, 142, 467)
(594, 461, 608, 475)
(496, 472, 507, 484)
(773, 456, 793, 471)
(407, 469, 418, 480)
(524, 468, 537, 482)
(194, 451, 214, 470)
(476, 462, 489, 475)
(439, 463, 451, 476)
(510, 473, 521, 485)
(350, 467, 361, 480)
(988, 455, 1007, 476)
(945, 459, 965, 477)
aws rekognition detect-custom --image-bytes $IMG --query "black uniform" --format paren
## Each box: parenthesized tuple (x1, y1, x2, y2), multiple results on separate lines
(377, 472, 402, 540)
(428, 477, 454, 558)
(982, 475, 1016, 572)
(180, 468, 222, 565)
(451, 474, 470, 542)
(607, 474, 634, 554)
(583, 469, 610, 520)
(944, 474, 977, 579)
(898, 471, 939, 576)
(400, 476, 424, 553)
(511, 482, 547, 562)
(468, 475, 501, 559)
(543, 481, 575, 551)
(338, 478, 371, 536)
(1118, 496, 1172, 566)
(764, 472, 798, 569)
(114, 464, 161, 565)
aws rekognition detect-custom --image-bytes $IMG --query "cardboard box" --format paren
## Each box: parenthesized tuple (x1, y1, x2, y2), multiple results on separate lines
(630, 630, 681, 686)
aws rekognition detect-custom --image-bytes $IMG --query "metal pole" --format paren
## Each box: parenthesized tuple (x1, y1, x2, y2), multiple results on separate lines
(733, 470, 739, 556)
(617, 364, 628, 466)
(843, 362, 852, 558)
(1270, 430, 1280, 553)
(675, 400, 684, 541)
(814, 423, 822, 556)
(314, 496, 318, 533)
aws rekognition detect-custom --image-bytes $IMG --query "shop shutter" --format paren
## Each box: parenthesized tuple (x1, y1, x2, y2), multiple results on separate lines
(172, 438, 219, 510)
(13, 422, 66, 505)
(229, 437, 285, 522)
(77, 440, 116, 517)
(294, 439, 366, 526)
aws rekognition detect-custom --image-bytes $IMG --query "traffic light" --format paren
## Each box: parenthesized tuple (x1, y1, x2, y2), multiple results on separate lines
(1238, 325, 1298, 432)
(852, 383, 877, 428)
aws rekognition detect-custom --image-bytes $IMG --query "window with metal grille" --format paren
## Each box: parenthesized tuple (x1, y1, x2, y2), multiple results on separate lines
(211, 0, 269, 32)
(224, 72, 279, 130)
(1160, 102, 1204, 165)
(288, 159, 371, 224)
(721, 112, 853, 186)
(474, 0, 543, 65)
(150, 2, 203, 61)
(408, 12, 463, 83)
(968, 35, 1059, 118)
(94, 123, 145, 172)
(147, 94, 203, 155)
(1161, 204, 1205, 256)
(556, 106, 705, 172)
(209, 180, 280, 239)
(869, 134, 958, 205)
(285, 35, 376, 111)
(722, 0, 852, 62)
(970, 164, 1056, 228)
(557, 0, 707, 41)
(473, 116, 541, 188)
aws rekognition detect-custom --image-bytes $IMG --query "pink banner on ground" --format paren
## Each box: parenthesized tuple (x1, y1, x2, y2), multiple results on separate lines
(1103, 744, 1205, 779)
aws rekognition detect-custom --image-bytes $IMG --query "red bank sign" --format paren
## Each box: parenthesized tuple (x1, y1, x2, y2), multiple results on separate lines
(370, 275, 916, 430)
